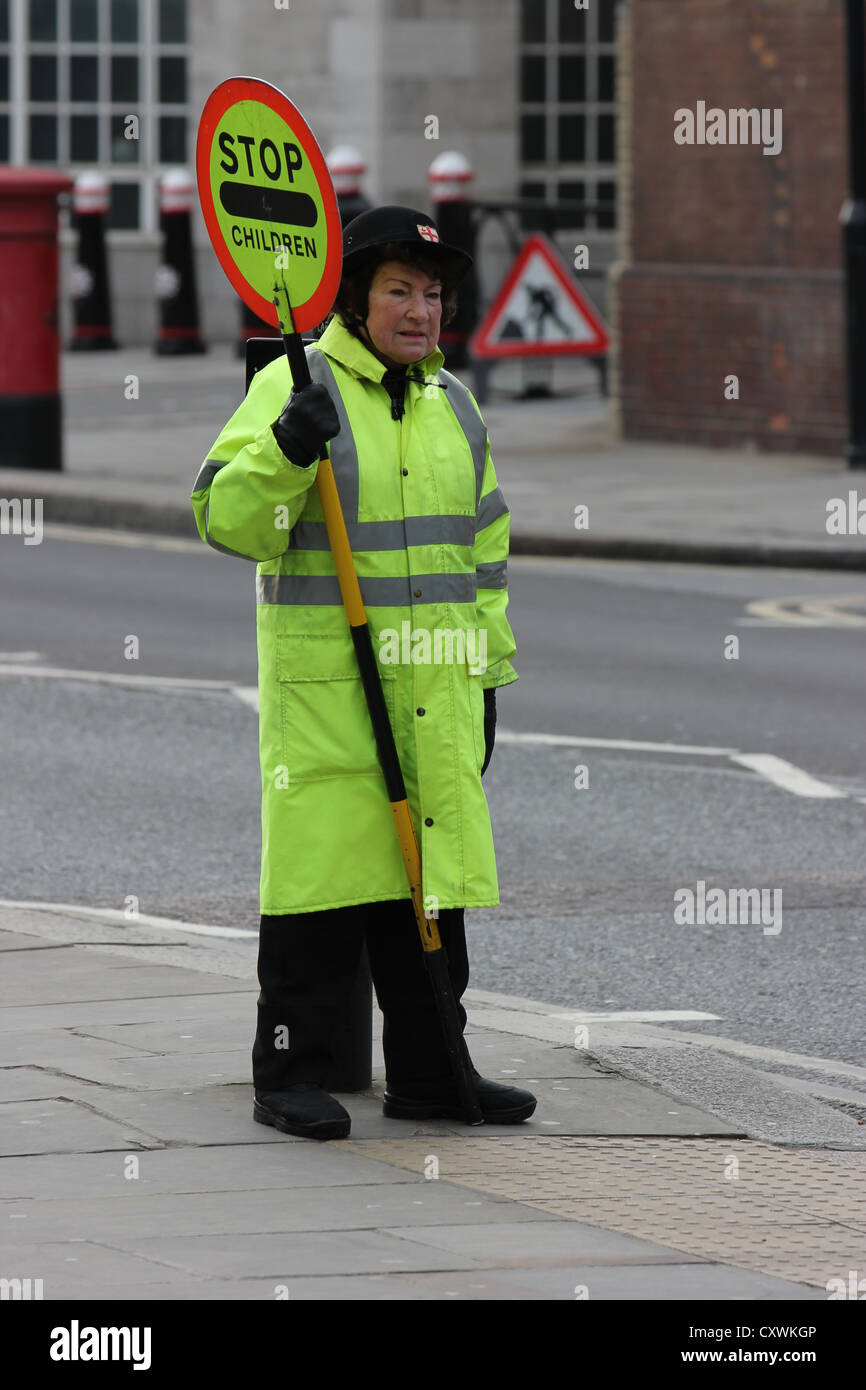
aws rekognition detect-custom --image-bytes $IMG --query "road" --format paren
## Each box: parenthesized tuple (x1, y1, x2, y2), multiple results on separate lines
(1, 527, 865, 1140)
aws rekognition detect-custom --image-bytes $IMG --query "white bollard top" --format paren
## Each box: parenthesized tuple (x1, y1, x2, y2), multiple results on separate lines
(326, 144, 367, 195)
(73, 170, 110, 215)
(159, 167, 194, 213)
(427, 150, 474, 203)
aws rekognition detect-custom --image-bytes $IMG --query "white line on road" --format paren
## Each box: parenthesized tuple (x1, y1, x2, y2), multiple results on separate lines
(547, 1010, 721, 1024)
(0, 899, 257, 940)
(497, 731, 736, 757)
(498, 729, 852, 799)
(465, 988, 866, 1084)
(0, 662, 854, 801)
(728, 752, 848, 799)
(0, 663, 243, 694)
(41, 523, 205, 553)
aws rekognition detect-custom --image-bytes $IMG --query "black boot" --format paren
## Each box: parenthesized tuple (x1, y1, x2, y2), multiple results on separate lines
(383, 1072, 537, 1124)
(254, 1084, 351, 1141)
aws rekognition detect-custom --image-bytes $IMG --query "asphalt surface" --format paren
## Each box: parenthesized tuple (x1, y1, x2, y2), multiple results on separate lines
(2, 532, 864, 1113)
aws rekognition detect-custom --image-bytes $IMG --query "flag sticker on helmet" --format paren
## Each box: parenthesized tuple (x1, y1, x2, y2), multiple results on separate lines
(417, 225, 440, 242)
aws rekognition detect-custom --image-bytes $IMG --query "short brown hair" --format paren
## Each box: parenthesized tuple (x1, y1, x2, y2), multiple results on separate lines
(329, 241, 460, 336)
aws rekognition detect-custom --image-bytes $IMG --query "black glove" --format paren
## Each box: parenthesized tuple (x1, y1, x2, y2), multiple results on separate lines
(271, 383, 340, 468)
(480, 687, 497, 777)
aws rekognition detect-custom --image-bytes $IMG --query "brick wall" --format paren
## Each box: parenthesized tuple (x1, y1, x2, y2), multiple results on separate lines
(612, 0, 851, 455)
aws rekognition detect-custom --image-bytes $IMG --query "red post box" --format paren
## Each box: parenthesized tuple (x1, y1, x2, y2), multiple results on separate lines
(0, 167, 73, 470)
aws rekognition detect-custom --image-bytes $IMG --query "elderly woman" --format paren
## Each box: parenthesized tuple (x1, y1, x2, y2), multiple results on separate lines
(191, 205, 535, 1139)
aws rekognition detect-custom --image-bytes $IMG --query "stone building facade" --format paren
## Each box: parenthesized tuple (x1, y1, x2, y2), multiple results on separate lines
(1, 0, 623, 348)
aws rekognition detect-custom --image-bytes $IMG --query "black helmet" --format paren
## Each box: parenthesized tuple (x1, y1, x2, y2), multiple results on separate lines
(342, 204, 472, 283)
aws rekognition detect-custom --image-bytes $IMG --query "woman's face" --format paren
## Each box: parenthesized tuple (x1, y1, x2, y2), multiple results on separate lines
(362, 260, 443, 367)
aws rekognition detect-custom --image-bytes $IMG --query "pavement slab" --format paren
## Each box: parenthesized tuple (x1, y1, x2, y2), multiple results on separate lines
(2, 916, 864, 1299)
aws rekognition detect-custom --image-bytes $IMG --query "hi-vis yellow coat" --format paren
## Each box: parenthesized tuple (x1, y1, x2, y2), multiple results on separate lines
(191, 314, 517, 915)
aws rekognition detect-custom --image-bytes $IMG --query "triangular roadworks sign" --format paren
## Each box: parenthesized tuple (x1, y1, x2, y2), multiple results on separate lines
(470, 233, 609, 359)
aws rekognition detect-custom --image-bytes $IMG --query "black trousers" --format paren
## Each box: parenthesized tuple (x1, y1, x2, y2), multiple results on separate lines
(252, 899, 470, 1092)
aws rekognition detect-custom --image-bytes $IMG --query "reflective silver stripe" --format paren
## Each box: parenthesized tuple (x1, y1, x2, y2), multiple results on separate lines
(204, 500, 258, 562)
(257, 571, 477, 607)
(476, 559, 507, 589)
(291, 513, 476, 552)
(439, 369, 488, 508)
(192, 457, 226, 494)
(476, 485, 509, 533)
(306, 346, 359, 520)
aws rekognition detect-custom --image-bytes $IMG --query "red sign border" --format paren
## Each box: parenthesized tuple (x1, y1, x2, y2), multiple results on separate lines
(196, 76, 343, 333)
(469, 233, 609, 359)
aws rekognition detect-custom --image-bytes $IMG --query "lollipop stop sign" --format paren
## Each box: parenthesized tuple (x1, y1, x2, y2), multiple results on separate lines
(196, 77, 342, 335)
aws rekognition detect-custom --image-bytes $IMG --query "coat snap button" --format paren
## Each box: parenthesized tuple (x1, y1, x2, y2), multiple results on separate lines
(417, 707, 425, 716)
(424, 817, 434, 827)
(402, 468, 408, 476)
(413, 588, 422, 597)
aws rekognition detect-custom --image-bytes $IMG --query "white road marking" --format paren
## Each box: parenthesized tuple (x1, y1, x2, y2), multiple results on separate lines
(0, 661, 854, 801)
(41, 523, 205, 553)
(728, 752, 847, 799)
(231, 686, 260, 711)
(497, 731, 736, 756)
(464, 988, 866, 1085)
(0, 899, 257, 940)
(632, 1027, 866, 1086)
(0, 663, 244, 694)
(548, 1009, 720, 1024)
(498, 729, 853, 800)
(745, 595, 866, 627)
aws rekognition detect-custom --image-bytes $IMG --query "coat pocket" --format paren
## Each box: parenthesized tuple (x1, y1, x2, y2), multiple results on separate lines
(276, 633, 395, 784)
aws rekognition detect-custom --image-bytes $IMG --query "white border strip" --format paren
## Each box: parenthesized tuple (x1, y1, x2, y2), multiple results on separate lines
(0, 663, 853, 801)
(0, 899, 257, 940)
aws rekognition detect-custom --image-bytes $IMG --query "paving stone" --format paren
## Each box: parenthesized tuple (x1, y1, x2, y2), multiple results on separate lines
(456, 1035, 605, 1079)
(0, 991, 254, 1035)
(0, 948, 247, 1007)
(0, 934, 72, 951)
(2, 1051, 253, 1091)
(0, 1180, 544, 1242)
(382, 1218, 706, 1265)
(0, 1240, 198, 1287)
(59, 1015, 255, 1054)
(0, 1143, 424, 1200)
(0, 1099, 161, 1156)
(0, 1029, 160, 1065)
(103, 1229, 480, 1278)
(424, 1263, 824, 1300)
(32, 1273, 451, 1301)
(70, 1085, 286, 1146)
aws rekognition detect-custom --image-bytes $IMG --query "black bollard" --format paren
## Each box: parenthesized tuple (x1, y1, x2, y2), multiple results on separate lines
(327, 144, 372, 228)
(236, 297, 282, 359)
(154, 169, 206, 355)
(428, 151, 479, 371)
(68, 172, 118, 351)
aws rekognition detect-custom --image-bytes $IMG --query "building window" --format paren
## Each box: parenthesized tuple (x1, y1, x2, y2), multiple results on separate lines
(2, 0, 190, 231)
(519, 0, 622, 233)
